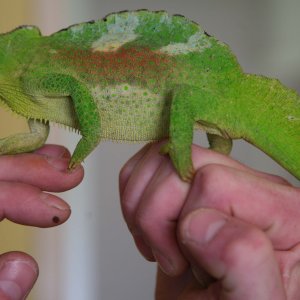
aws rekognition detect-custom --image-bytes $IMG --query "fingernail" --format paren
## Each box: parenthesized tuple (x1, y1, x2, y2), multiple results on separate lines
(60, 149, 71, 159)
(46, 156, 68, 172)
(40, 193, 70, 211)
(50, 148, 70, 159)
(35, 146, 70, 159)
(153, 249, 175, 276)
(183, 209, 227, 245)
(0, 260, 38, 300)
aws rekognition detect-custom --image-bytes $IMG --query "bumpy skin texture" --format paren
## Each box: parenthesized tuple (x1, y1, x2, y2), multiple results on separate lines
(0, 10, 300, 181)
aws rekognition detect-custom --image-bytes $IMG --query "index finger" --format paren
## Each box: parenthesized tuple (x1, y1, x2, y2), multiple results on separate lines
(0, 145, 84, 192)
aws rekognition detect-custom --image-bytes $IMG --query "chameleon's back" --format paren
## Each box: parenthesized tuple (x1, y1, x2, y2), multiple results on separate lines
(0, 10, 245, 181)
(34, 10, 240, 142)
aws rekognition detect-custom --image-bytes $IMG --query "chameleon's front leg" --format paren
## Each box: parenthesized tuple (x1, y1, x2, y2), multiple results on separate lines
(0, 119, 49, 155)
(160, 85, 196, 181)
(23, 74, 101, 168)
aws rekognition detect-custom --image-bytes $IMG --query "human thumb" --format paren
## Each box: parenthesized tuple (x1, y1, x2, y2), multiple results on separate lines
(0, 252, 38, 300)
(178, 208, 285, 299)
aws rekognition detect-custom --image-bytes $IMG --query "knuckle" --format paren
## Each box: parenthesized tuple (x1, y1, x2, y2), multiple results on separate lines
(119, 193, 135, 222)
(194, 164, 236, 206)
(119, 162, 131, 188)
(135, 209, 154, 235)
(134, 203, 164, 242)
(196, 164, 230, 190)
(222, 227, 271, 266)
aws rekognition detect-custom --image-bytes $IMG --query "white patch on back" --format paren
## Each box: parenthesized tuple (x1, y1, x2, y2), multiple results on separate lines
(49, 49, 57, 54)
(158, 31, 211, 55)
(70, 25, 85, 34)
(25, 26, 37, 30)
(159, 13, 173, 25)
(287, 115, 300, 121)
(92, 13, 140, 52)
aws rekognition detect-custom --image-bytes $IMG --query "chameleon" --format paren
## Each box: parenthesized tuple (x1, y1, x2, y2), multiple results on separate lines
(0, 10, 299, 181)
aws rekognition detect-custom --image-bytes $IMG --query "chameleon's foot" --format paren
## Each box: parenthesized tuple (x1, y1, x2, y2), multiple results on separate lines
(160, 142, 195, 182)
(181, 166, 195, 182)
(68, 135, 99, 170)
(159, 143, 171, 155)
(68, 159, 80, 170)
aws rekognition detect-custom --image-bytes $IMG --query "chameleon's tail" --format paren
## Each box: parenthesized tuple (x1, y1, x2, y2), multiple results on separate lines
(240, 74, 300, 180)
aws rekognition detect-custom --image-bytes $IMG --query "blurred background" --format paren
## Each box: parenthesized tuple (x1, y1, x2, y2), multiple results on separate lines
(0, 0, 299, 299)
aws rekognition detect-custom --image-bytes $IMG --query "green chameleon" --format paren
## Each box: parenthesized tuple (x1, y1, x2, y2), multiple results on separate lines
(0, 10, 299, 181)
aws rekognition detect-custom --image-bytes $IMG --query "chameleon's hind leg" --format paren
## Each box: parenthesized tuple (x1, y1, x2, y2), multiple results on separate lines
(160, 85, 196, 181)
(23, 74, 101, 168)
(207, 133, 232, 155)
(0, 119, 49, 155)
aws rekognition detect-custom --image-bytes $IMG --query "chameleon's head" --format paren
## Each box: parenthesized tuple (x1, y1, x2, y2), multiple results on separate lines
(0, 25, 41, 79)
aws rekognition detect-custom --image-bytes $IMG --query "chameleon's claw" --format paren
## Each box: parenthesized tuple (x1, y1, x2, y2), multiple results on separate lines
(159, 143, 171, 155)
(68, 159, 80, 170)
(181, 166, 195, 182)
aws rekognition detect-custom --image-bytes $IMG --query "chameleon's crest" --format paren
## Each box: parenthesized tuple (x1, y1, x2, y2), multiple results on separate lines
(50, 10, 209, 52)
(0, 25, 41, 38)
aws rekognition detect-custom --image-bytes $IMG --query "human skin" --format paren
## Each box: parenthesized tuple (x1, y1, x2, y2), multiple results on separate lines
(0, 145, 84, 300)
(119, 142, 300, 299)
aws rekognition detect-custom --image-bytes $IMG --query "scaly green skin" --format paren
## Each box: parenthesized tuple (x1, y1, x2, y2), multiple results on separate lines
(0, 10, 300, 181)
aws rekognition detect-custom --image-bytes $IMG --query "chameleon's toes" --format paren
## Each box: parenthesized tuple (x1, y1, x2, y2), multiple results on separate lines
(159, 143, 171, 155)
(180, 166, 195, 182)
(159, 142, 195, 181)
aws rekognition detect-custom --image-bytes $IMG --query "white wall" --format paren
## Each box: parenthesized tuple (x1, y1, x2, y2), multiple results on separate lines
(28, 1, 300, 299)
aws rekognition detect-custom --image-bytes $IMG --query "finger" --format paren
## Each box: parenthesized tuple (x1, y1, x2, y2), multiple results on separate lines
(132, 162, 190, 275)
(0, 252, 38, 300)
(120, 141, 169, 227)
(0, 182, 71, 227)
(181, 164, 300, 250)
(155, 268, 195, 299)
(119, 143, 153, 195)
(0, 149, 84, 192)
(191, 146, 291, 186)
(120, 143, 171, 264)
(179, 209, 286, 299)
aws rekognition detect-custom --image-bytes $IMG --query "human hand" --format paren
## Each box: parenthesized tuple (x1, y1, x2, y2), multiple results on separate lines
(0, 144, 84, 300)
(119, 142, 299, 299)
